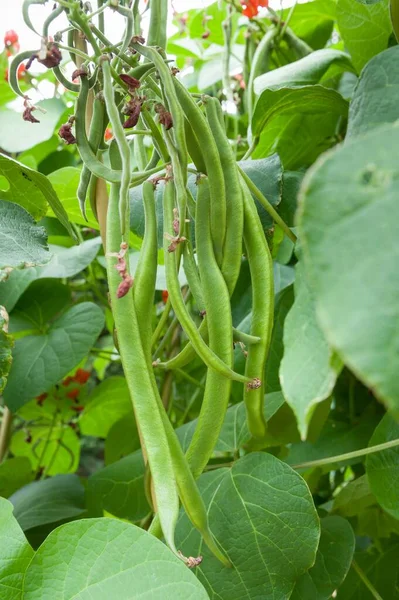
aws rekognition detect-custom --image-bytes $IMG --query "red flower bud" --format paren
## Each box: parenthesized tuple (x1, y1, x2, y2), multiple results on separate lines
(104, 127, 113, 141)
(67, 388, 80, 400)
(162, 290, 169, 304)
(62, 376, 73, 386)
(4, 30, 18, 47)
(73, 368, 90, 384)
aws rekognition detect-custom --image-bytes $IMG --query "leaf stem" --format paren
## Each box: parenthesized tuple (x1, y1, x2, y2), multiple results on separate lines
(241, 136, 259, 160)
(351, 560, 384, 600)
(34, 410, 58, 478)
(293, 438, 399, 470)
(238, 166, 297, 243)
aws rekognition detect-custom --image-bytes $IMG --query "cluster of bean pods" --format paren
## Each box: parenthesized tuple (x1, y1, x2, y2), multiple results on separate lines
(11, 0, 280, 568)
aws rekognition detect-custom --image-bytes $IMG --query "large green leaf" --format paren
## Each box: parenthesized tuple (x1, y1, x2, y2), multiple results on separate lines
(104, 412, 140, 465)
(22, 518, 209, 599)
(280, 261, 342, 439)
(175, 453, 320, 600)
(3, 302, 104, 411)
(282, 0, 336, 49)
(0, 99, 65, 154)
(347, 46, 399, 138)
(79, 376, 132, 438)
(298, 124, 399, 414)
(0, 457, 33, 499)
(337, 0, 391, 72)
(254, 49, 355, 94)
(0, 238, 102, 313)
(87, 450, 150, 522)
(332, 475, 376, 517)
(0, 305, 13, 392)
(9, 475, 85, 532)
(265, 284, 294, 393)
(366, 414, 399, 520)
(252, 85, 348, 139)
(0, 201, 51, 273)
(0, 154, 75, 237)
(291, 516, 355, 600)
(0, 498, 34, 600)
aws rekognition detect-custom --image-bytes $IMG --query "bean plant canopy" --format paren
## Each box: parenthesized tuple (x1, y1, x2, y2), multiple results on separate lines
(0, 0, 399, 598)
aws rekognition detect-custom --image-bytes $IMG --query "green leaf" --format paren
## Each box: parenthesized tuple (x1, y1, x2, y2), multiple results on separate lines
(0, 99, 65, 153)
(22, 518, 209, 599)
(10, 279, 71, 334)
(252, 85, 348, 139)
(336, 543, 399, 599)
(0, 238, 102, 312)
(291, 516, 355, 600)
(87, 450, 150, 522)
(3, 302, 104, 411)
(0, 305, 13, 392)
(0, 497, 34, 600)
(365, 414, 399, 520)
(254, 49, 355, 94)
(298, 124, 399, 415)
(9, 475, 85, 532)
(347, 46, 399, 138)
(253, 103, 345, 169)
(47, 167, 99, 229)
(104, 413, 140, 465)
(11, 424, 80, 476)
(282, 0, 336, 49)
(0, 154, 75, 238)
(337, 0, 391, 72)
(280, 261, 342, 440)
(79, 376, 132, 438)
(189, 2, 238, 45)
(332, 475, 376, 517)
(175, 453, 320, 599)
(0, 457, 33, 499)
(0, 201, 51, 273)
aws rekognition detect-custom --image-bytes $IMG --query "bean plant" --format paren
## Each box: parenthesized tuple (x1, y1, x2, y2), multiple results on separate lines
(0, 0, 399, 598)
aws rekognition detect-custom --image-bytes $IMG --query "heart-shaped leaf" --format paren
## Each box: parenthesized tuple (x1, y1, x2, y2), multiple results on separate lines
(22, 518, 209, 599)
(175, 453, 320, 600)
(3, 302, 104, 411)
(79, 376, 132, 438)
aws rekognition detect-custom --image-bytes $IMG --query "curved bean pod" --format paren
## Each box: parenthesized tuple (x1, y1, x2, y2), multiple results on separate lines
(162, 178, 251, 384)
(185, 175, 233, 478)
(241, 181, 274, 440)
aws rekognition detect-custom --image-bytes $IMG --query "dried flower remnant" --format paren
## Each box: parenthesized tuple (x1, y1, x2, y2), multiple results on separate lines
(246, 377, 262, 390)
(22, 96, 44, 123)
(122, 96, 144, 129)
(26, 41, 62, 71)
(108, 242, 134, 299)
(120, 73, 141, 92)
(59, 116, 76, 145)
(155, 103, 173, 130)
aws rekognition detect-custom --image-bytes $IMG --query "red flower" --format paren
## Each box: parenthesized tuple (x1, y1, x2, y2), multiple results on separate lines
(162, 290, 169, 303)
(67, 388, 80, 400)
(36, 392, 48, 406)
(62, 376, 73, 386)
(4, 30, 18, 47)
(241, 0, 268, 18)
(104, 127, 113, 141)
(73, 369, 91, 384)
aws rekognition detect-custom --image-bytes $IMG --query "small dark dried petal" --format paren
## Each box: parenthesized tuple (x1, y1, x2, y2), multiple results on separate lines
(120, 73, 141, 89)
(59, 122, 76, 145)
(117, 275, 134, 298)
(23, 106, 40, 123)
(123, 110, 141, 129)
(159, 110, 173, 130)
(71, 67, 88, 80)
(38, 43, 62, 68)
(202, 31, 210, 39)
(246, 377, 262, 390)
(131, 35, 145, 44)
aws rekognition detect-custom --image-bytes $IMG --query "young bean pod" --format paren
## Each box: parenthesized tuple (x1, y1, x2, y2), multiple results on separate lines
(205, 96, 244, 296)
(241, 180, 274, 440)
(185, 175, 234, 479)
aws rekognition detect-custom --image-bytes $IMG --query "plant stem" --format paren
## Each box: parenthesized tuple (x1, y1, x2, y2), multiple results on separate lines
(0, 405, 12, 462)
(242, 136, 259, 160)
(151, 298, 172, 350)
(222, 6, 234, 104)
(293, 438, 399, 470)
(351, 560, 384, 600)
(238, 166, 297, 243)
(34, 410, 58, 478)
(175, 369, 205, 390)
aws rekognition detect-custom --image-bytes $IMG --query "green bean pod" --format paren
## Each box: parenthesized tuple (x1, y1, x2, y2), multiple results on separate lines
(147, 0, 168, 49)
(182, 240, 206, 314)
(76, 75, 122, 183)
(241, 181, 274, 440)
(141, 109, 169, 163)
(205, 97, 244, 296)
(185, 175, 233, 478)
(162, 178, 251, 385)
(9, 51, 35, 98)
(133, 180, 158, 357)
(184, 118, 207, 174)
(53, 66, 81, 93)
(106, 181, 180, 558)
(172, 78, 226, 266)
(22, 0, 47, 35)
(42, 4, 64, 38)
(77, 94, 106, 219)
(101, 58, 132, 235)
